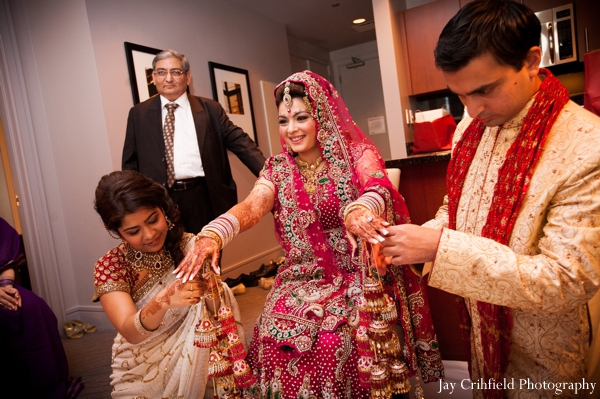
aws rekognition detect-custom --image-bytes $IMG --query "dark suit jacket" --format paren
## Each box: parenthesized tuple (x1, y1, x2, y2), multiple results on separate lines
(122, 94, 266, 215)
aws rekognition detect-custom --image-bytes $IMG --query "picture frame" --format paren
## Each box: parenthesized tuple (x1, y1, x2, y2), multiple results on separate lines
(209, 62, 257, 144)
(124, 42, 161, 104)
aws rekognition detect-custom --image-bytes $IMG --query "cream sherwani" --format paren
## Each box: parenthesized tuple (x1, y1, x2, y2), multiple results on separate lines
(424, 100, 600, 398)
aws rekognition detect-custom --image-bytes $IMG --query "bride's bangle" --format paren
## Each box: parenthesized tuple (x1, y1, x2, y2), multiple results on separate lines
(343, 192, 385, 222)
(197, 230, 223, 250)
(200, 213, 240, 249)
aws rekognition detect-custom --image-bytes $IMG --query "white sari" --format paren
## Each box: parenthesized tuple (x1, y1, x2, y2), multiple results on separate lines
(109, 238, 244, 399)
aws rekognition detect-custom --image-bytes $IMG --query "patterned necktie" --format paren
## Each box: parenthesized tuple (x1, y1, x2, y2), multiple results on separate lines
(163, 102, 178, 188)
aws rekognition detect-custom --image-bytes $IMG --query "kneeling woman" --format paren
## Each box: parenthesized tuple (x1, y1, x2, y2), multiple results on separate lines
(92, 170, 244, 398)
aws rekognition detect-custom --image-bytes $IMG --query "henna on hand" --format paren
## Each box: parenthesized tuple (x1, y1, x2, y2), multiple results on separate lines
(344, 207, 386, 245)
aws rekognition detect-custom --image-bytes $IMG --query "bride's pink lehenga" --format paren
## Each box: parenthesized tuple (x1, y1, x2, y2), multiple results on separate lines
(244, 71, 444, 398)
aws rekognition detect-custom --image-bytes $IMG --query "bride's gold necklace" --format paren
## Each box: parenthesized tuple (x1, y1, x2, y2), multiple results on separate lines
(296, 156, 325, 194)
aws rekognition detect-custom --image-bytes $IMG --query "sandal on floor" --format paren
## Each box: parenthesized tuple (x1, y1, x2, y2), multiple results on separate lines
(63, 321, 84, 339)
(71, 319, 97, 334)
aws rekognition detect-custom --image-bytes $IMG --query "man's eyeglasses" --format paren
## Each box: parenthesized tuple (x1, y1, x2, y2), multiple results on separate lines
(153, 69, 186, 78)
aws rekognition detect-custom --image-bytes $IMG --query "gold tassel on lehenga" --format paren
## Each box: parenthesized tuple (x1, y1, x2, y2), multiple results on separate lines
(194, 298, 218, 348)
(355, 240, 415, 399)
(198, 271, 256, 397)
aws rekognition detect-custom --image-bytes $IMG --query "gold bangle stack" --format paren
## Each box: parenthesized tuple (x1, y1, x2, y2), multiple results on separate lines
(342, 203, 369, 222)
(197, 231, 223, 250)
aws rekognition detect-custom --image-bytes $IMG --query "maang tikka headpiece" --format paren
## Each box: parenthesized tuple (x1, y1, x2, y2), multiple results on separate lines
(283, 82, 292, 113)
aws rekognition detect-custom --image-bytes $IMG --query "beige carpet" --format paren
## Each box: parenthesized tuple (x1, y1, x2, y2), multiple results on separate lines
(64, 286, 471, 399)
(62, 286, 269, 399)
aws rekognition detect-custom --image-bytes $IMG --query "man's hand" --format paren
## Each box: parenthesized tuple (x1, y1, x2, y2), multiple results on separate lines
(380, 224, 442, 265)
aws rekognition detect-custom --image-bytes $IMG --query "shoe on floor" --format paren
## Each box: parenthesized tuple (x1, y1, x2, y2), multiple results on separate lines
(259, 277, 275, 290)
(230, 283, 246, 295)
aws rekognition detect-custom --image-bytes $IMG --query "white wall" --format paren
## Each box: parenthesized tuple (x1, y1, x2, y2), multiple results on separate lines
(331, 41, 391, 160)
(1, 0, 292, 330)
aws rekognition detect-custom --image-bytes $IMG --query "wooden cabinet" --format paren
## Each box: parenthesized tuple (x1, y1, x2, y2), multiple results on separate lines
(391, 157, 468, 361)
(575, 0, 600, 56)
(398, 0, 460, 95)
(523, 0, 568, 12)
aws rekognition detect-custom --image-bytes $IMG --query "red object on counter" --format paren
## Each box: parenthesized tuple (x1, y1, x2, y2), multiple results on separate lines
(584, 50, 600, 117)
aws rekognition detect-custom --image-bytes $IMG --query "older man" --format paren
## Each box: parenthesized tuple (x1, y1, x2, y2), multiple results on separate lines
(381, 1, 600, 398)
(122, 49, 265, 234)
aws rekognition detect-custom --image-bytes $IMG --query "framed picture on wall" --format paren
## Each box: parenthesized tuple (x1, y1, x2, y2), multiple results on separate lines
(124, 42, 161, 104)
(208, 62, 257, 144)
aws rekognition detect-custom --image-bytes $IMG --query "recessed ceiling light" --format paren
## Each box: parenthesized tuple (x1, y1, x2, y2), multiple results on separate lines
(331, 3, 340, 7)
(353, 18, 366, 24)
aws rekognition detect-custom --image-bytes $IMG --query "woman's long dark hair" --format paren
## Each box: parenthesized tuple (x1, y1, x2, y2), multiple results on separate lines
(94, 170, 185, 265)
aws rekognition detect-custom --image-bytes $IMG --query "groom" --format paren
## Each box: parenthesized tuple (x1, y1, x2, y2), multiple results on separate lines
(381, 1, 600, 398)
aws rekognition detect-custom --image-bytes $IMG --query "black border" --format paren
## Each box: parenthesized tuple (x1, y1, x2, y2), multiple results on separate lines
(124, 42, 161, 104)
(208, 61, 257, 144)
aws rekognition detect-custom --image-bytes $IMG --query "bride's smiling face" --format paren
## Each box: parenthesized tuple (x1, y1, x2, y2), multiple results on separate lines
(278, 98, 321, 163)
(117, 207, 168, 253)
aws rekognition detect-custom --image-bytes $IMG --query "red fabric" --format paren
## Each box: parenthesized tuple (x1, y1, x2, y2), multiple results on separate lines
(246, 71, 443, 397)
(413, 114, 456, 154)
(584, 50, 600, 117)
(446, 69, 569, 399)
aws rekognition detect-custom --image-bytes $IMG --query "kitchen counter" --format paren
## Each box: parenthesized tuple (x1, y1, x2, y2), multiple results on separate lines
(384, 150, 451, 168)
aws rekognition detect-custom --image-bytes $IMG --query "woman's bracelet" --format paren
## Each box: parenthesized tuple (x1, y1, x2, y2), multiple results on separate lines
(0, 277, 15, 288)
(200, 213, 240, 249)
(197, 230, 223, 250)
(342, 203, 369, 221)
(133, 308, 162, 336)
(343, 192, 386, 221)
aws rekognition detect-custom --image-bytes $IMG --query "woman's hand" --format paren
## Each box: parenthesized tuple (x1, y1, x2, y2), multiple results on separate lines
(149, 276, 209, 312)
(0, 285, 21, 311)
(344, 207, 389, 256)
(173, 237, 220, 283)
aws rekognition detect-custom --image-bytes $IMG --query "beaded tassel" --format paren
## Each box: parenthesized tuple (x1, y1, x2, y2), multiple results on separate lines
(194, 299, 218, 348)
(208, 349, 233, 378)
(355, 325, 373, 355)
(232, 359, 257, 389)
(226, 332, 247, 362)
(380, 294, 398, 323)
(218, 304, 237, 338)
(215, 373, 236, 391)
(357, 355, 374, 388)
(389, 359, 411, 394)
(368, 319, 401, 358)
(414, 376, 425, 399)
(362, 276, 386, 312)
(370, 363, 392, 399)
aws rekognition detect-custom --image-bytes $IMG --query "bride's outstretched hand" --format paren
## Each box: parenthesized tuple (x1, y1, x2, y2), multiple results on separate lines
(173, 236, 220, 283)
(344, 207, 389, 256)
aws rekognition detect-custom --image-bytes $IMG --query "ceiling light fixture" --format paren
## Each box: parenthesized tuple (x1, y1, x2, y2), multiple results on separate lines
(353, 18, 366, 24)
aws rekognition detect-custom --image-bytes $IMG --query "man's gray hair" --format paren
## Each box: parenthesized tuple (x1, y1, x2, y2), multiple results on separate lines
(152, 49, 190, 72)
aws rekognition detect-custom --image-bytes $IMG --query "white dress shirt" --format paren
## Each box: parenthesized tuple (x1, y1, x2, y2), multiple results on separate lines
(160, 94, 204, 179)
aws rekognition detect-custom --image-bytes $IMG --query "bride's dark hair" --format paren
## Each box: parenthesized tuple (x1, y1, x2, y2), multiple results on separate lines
(94, 170, 185, 265)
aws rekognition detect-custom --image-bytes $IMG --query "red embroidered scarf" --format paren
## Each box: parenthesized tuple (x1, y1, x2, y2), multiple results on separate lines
(446, 68, 569, 398)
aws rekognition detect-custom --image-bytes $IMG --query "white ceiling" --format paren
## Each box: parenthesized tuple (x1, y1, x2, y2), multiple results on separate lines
(225, 0, 377, 52)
